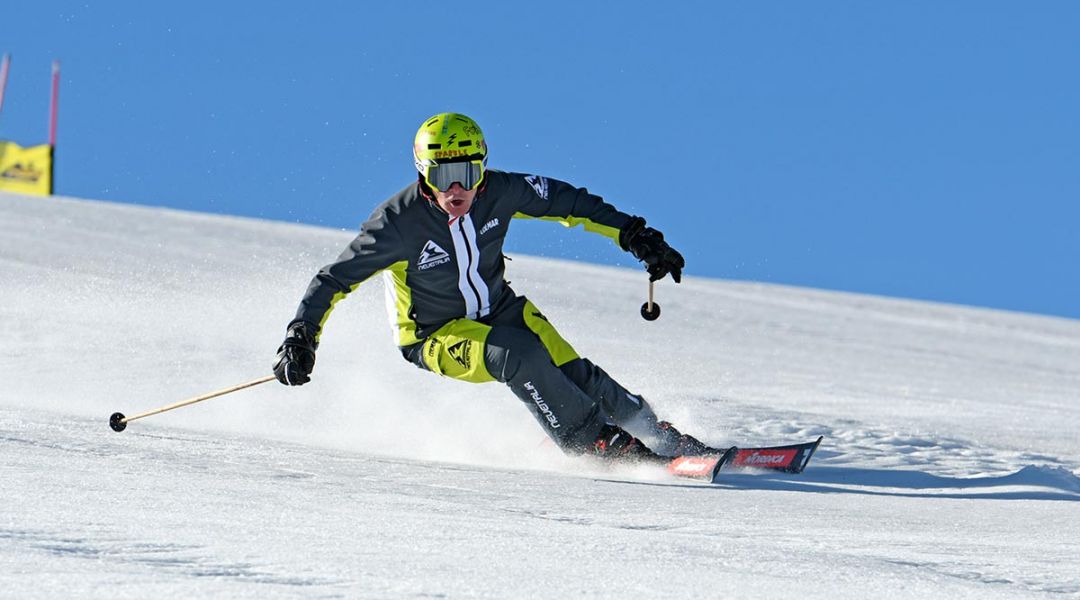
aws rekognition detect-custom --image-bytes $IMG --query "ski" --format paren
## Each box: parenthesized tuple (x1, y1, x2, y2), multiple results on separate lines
(666, 436, 823, 482)
(666, 446, 737, 480)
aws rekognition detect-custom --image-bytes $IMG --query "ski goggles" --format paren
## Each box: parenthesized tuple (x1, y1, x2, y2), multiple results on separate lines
(423, 159, 485, 192)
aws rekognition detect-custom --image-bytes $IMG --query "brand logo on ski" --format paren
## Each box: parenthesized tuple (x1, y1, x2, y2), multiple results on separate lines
(447, 340, 471, 369)
(666, 455, 719, 479)
(733, 449, 797, 468)
(418, 240, 451, 271)
(524, 174, 549, 200)
(523, 381, 560, 429)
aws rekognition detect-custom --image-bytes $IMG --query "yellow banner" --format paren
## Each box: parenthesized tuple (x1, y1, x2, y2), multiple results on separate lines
(0, 140, 52, 196)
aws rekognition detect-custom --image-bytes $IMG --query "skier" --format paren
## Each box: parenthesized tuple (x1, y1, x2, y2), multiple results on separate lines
(274, 112, 713, 462)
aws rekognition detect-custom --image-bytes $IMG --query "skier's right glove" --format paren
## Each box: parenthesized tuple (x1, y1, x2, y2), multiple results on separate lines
(273, 321, 318, 386)
(620, 216, 685, 283)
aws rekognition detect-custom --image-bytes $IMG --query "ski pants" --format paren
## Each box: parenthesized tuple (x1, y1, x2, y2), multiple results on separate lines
(401, 295, 664, 454)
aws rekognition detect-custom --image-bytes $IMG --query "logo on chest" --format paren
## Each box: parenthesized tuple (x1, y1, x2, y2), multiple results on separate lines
(478, 218, 500, 237)
(418, 240, 452, 271)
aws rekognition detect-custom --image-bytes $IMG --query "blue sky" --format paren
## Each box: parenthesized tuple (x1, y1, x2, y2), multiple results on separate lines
(2, 2, 1078, 320)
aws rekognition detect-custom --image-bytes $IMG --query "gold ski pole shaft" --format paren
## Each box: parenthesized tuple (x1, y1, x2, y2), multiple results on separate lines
(109, 375, 277, 432)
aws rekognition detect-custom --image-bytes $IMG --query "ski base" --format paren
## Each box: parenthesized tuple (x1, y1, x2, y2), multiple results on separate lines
(666, 436, 823, 482)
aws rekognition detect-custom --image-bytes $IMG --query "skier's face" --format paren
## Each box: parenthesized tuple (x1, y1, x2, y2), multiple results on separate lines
(433, 182, 477, 219)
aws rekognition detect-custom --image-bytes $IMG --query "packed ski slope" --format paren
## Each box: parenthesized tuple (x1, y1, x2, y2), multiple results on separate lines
(2, 192, 1078, 599)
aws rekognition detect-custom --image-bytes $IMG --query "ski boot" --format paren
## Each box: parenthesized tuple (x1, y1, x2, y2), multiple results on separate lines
(656, 421, 717, 457)
(591, 423, 665, 465)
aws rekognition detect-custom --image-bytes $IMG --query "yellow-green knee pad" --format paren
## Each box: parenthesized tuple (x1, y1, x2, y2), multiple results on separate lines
(420, 320, 497, 383)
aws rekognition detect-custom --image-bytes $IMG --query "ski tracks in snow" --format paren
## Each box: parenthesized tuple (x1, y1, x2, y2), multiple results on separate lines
(675, 397, 1080, 501)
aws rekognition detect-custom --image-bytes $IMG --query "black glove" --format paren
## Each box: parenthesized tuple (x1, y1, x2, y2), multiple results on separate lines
(620, 217, 685, 283)
(273, 321, 318, 386)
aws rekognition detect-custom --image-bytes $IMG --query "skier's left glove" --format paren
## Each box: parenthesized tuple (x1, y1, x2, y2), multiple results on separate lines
(273, 321, 318, 386)
(620, 217, 685, 283)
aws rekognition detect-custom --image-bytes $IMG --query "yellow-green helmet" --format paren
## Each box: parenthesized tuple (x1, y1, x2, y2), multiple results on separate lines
(413, 113, 488, 191)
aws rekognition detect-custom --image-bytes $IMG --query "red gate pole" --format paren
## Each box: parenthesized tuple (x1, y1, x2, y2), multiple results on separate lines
(48, 60, 60, 194)
(0, 54, 10, 124)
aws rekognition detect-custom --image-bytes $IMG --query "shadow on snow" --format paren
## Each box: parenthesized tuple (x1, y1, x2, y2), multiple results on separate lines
(598, 464, 1080, 501)
(710, 464, 1080, 501)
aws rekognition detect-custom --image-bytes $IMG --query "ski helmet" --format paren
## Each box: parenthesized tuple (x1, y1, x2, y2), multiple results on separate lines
(413, 113, 488, 192)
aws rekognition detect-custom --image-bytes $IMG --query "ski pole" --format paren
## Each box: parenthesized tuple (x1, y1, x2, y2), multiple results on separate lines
(640, 279, 661, 321)
(109, 375, 277, 432)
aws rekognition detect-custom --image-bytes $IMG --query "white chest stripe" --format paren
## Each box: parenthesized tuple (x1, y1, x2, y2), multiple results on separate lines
(460, 216, 491, 318)
(381, 271, 402, 345)
(449, 214, 491, 319)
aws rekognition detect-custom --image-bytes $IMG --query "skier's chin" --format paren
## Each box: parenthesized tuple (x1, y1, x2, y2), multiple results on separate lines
(442, 198, 472, 218)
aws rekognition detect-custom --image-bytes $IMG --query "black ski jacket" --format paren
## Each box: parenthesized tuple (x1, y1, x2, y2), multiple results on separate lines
(293, 169, 636, 346)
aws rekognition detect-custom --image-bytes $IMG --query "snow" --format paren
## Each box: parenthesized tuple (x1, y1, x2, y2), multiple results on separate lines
(2, 191, 1078, 598)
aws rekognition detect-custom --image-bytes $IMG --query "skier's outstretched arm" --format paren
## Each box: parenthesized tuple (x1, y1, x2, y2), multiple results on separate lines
(506, 171, 685, 282)
(274, 206, 406, 386)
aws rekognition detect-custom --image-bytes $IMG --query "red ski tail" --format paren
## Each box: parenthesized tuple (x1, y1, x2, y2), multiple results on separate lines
(666, 447, 736, 480)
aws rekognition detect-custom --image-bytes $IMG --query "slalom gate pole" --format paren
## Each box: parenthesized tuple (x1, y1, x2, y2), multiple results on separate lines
(0, 54, 10, 122)
(48, 60, 59, 194)
(109, 375, 277, 432)
(48, 60, 59, 146)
